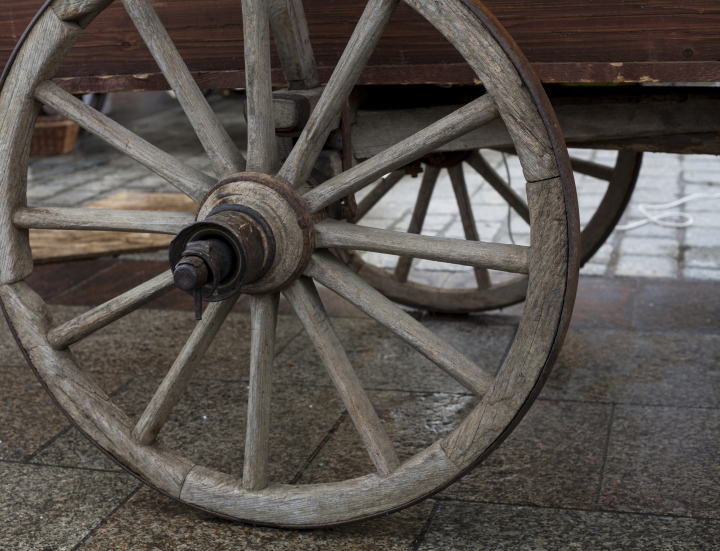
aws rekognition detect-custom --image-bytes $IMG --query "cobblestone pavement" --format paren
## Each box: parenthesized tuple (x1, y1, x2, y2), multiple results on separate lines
(28, 91, 720, 283)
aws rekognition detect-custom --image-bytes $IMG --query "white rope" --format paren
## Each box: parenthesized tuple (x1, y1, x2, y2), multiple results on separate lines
(615, 191, 720, 231)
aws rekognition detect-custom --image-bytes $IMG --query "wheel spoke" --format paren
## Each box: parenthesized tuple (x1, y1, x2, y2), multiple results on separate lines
(284, 277, 400, 476)
(306, 252, 494, 397)
(448, 164, 491, 289)
(277, 0, 400, 188)
(353, 170, 404, 221)
(303, 95, 500, 213)
(243, 0, 279, 174)
(467, 151, 530, 224)
(13, 207, 194, 235)
(394, 165, 439, 283)
(243, 293, 279, 491)
(317, 220, 528, 273)
(34, 82, 215, 203)
(132, 295, 240, 445)
(47, 271, 176, 350)
(269, 0, 319, 90)
(122, 0, 246, 178)
(569, 157, 614, 181)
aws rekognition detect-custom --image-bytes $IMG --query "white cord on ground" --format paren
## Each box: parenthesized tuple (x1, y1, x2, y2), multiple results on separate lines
(615, 191, 720, 231)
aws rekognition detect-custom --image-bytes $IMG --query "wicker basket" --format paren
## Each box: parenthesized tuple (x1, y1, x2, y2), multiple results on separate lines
(30, 115, 80, 155)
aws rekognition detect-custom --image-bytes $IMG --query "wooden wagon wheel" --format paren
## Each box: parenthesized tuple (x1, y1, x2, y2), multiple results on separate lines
(341, 148, 640, 313)
(0, 0, 578, 527)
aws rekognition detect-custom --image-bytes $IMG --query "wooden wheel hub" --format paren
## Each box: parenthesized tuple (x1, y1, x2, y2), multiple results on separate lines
(188, 173, 315, 295)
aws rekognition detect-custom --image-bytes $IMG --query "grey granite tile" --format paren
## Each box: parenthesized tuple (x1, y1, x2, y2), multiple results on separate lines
(438, 400, 612, 510)
(300, 389, 476, 484)
(77, 487, 434, 550)
(0, 462, 139, 551)
(111, 377, 345, 482)
(68, 308, 303, 379)
(544, 329, 720, 407)
(275, 317, 516, 394)
(0, 317, 29, 368)
(600, 405, 720, 518)
(30, 427, 124, 472)
(418, 501, 720, 551)
(0, 367, 130, 462)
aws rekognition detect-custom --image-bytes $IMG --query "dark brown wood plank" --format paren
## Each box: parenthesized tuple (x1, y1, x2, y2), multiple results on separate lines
(3, 0, 720, 87)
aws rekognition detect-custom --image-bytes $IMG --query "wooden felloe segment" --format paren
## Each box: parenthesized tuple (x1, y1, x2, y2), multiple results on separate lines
(306, 252, 494, 397)
(448, 163, 491, 289)
(268, 0, 319, 90)
(243, 293, 279, 491)
(14, 207, 194, 234)
(121, 0, 246, 179)
(34, 82, 215, 203)
(0, 12, 83, 284)
(303, 95, 500, 213)
(0, 282, 196, 497)
(394, 165, 439, 283)
(315, 219, 529, 273)
(132, 296, 240, 445)
(285, 277, 400, 476)
(47, 271, 176, 350)
(243, 0, 279, 174)
(466, 151, 530, 223)
(277, 0, 400, 188)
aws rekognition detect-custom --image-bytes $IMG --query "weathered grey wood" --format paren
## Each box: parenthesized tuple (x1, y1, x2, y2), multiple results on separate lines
(132, 296, 239, 445)
(122, 0, 246, 179)
(13, 207, 194, 234)
(268, 0, 319, 90)
(466, 151, 530, 224)
(306, 252, 493, 397)
(243, 0, 279, 174)
(303, 95, 500, 214)
(0, 281, 195, 497)
(405, 0, 559, 183)
(353, 170, 404, 221)
(441, 175, 576, 465)
(568, 157, 614, 181)
(394, 165, 439, 282)
(47, 271, 176, 350)
(51, 0, 114, 24)
(0, 12, 83, 285)
(277, 0, 400, 188)
(316, 219, 529, 273)
(448, 164, 491, 289)
(284, 277, 400, 476)
(34, 82, 215, 203)
(271, 87, 327, 132)
(243, 293, 280, 491)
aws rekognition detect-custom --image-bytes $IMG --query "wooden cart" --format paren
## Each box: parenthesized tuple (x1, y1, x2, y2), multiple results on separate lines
(0, 0, 716, 528)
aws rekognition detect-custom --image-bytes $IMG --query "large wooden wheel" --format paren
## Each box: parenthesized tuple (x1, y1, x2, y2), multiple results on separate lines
(0, 0, 578, 527)
(343, 149, 640, 313)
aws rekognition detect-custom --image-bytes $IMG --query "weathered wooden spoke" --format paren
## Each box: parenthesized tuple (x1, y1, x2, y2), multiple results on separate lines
(448, 164, 491, 289)
(303, 95, 500, 213)
(353, 170, 405, 221)
(569, 157, 614, 181)
(277, 0, 400, 188)
(306, 252, 494, 397)
(466, 150, 530, 223)
(13, 207, 194, 234)
(316, 220, 529, 273)
(132, 296, 240, 446)
(47, 271, 177, 350)
(122, 0, 246, 179)
(243, 0, 279, 174)
(33, 82, 215, 203)
(243, 293, 280, 491)
(394, 165, 439, 282)
(269, 0, 319, 90)
(284, 277, 400, 476)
